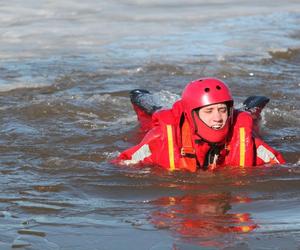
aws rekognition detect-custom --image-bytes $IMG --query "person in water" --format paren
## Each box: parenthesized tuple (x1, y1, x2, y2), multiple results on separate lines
(114, 78, 285, 172)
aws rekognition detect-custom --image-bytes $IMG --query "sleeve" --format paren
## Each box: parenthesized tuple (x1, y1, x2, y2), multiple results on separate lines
(254, 137, 286, 165)
(113, 126, 161, 166)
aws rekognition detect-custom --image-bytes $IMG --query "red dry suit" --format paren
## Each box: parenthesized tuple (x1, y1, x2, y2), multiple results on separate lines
(115, 100, 285, 172)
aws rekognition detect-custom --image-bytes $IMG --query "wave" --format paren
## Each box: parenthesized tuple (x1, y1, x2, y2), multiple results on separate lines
(268, 48, 300, 61)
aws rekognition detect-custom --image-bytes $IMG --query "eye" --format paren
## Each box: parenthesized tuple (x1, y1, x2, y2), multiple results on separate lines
(216, 85, 221, 90)
(202, 108, 212, 113)
(219, 107, 227, 113)
(204, 88, 210, 92)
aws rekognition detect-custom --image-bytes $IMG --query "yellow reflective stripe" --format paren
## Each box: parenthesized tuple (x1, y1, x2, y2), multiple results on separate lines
(166, 125, 175, 171)
(239, 127, 246, 167)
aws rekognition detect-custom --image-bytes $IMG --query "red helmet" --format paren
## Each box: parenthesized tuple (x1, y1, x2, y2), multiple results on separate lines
(181, 78, 234, 143)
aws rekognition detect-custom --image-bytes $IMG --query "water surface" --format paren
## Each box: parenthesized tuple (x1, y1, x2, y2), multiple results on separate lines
(0, 1, 300, 249)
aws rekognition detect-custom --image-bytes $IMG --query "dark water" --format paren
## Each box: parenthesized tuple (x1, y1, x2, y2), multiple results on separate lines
(0, 1, 300, 249)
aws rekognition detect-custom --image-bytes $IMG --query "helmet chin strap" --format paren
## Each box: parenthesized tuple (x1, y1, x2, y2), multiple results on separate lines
(191, 110, 212, 144)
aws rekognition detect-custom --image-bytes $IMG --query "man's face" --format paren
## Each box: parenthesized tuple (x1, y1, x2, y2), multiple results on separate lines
(198, 103, 228, 130)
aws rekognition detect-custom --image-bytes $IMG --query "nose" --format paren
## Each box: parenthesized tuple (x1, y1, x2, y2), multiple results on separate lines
(212, 110, 223, 122)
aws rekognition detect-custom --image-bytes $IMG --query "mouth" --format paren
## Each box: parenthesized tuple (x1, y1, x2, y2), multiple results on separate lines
(211, 124, 223, 130)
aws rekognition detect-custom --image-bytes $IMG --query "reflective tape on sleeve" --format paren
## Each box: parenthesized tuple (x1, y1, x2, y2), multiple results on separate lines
(123, 144, 151, 165)
(257, 145, 279, 164)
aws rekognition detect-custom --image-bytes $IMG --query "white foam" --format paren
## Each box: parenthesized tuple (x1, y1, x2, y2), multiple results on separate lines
(152, 90, 180, 109)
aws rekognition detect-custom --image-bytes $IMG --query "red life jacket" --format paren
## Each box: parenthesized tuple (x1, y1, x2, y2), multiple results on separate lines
(115, 100, 285, 171)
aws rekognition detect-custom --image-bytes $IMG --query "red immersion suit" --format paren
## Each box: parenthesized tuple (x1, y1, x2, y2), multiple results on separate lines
(115, 79, 285, 172)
